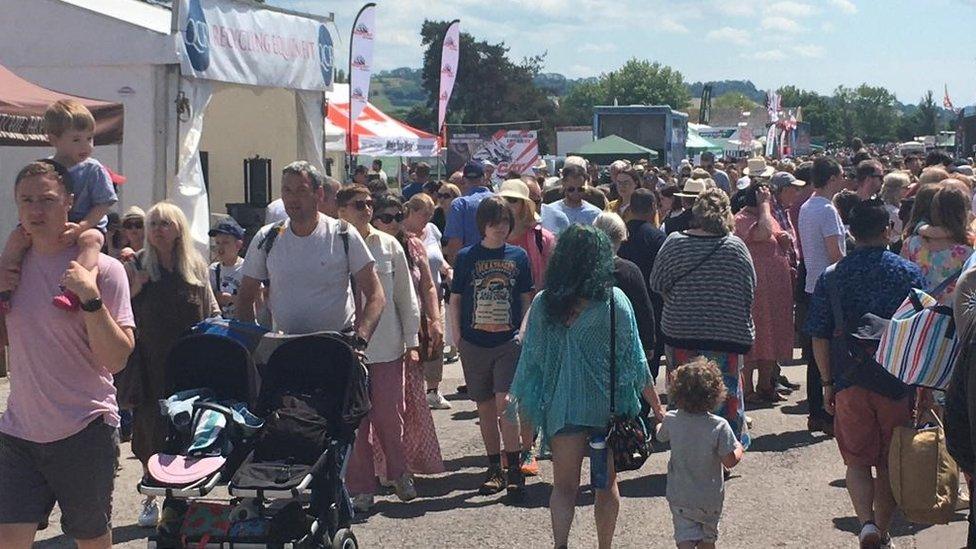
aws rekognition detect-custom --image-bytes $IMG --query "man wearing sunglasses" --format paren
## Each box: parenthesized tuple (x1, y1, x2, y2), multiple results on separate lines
(238, 161, 384, 345)
(854, 159, 884, 201)
(550, 163, 602, 226)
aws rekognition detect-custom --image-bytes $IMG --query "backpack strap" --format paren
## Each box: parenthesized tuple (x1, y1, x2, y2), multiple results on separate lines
(534, 226, 545, 256)
(257, 220, 288, 255)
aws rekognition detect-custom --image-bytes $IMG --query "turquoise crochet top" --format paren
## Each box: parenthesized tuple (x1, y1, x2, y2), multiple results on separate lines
(510, 287, 650, 443)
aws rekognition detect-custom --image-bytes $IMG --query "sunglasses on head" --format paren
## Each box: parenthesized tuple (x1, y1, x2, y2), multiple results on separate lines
(349, 199, 373, 211)
(373, 212, 404, 224)
(123, 221, 144, 229)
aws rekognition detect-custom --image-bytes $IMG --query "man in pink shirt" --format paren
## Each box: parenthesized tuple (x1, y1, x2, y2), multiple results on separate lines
(0, 161, 135, 549)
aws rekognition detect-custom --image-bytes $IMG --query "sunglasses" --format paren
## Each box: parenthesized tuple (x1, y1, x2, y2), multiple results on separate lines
(349, 199, 373, 211)
(437, 193, 455, 199)
(123, 221, 144, 229)
(564, 186, 582, 194)
(373, 212, 404, 224)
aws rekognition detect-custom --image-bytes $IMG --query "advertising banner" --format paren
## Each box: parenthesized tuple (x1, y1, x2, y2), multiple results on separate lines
(447, 129, 539, 178)
(437, 20, 461, 133)
(177, 0, 335, 90)
(348, 3, 376, 125)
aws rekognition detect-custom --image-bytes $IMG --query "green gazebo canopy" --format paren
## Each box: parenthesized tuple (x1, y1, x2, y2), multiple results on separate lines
(571, 135, 659, 165)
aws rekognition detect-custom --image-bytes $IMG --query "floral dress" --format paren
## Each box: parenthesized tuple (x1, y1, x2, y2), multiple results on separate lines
(901, 235, 974, 304)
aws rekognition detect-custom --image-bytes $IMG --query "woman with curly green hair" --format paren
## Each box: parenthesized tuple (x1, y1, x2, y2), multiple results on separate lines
(510, 224, 656, 549)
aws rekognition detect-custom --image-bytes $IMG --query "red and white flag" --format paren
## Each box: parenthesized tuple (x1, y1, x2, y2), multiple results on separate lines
(348, 3, 376, 127)
(437, 20, 461, 134)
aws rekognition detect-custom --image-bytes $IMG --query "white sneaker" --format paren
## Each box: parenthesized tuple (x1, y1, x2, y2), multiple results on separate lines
(880, 534, 895, 549)
(394, 473, 417, 502)
(137, 498, 159, 528)
(426, 391, 452, 410)
(351, 493, 374, 512)
(859, 522, 882, 549)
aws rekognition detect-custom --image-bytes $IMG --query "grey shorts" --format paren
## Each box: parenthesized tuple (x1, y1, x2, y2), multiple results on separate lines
(458, 338, 521, 403)
(670, 504, 721, 544)
(0, 418, 118, 540)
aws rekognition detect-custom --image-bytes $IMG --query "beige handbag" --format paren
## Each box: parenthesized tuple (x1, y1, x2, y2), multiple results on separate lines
(888, 411, 959, 524)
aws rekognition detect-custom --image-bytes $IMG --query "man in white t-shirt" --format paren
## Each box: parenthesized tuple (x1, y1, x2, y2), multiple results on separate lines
(551, 163, 602, 225)
(264, 175, 341, 224)
(797, 156, 847, 435)
(238, 161, 384, 344)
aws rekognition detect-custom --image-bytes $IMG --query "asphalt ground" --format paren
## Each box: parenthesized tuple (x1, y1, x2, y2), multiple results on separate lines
(1, 355, 968, 548)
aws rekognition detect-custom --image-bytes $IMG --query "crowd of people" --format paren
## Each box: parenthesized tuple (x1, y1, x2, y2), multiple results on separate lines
(4, 99, 976, 549)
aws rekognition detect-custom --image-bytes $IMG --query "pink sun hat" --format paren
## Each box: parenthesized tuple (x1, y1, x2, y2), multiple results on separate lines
(148, 454, 225, 485)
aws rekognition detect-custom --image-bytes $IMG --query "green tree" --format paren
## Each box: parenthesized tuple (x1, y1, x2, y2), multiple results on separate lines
(852, 84, 899, 143)
(914, 90, 939, 136)
(557, 58, 690, 125)
(776, 86, 840, 142)
(713, 92, 757, 113)
(410, 20, 557, 152)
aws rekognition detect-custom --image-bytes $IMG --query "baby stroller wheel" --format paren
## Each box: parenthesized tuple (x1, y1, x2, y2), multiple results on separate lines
(331, 528, 357, 549)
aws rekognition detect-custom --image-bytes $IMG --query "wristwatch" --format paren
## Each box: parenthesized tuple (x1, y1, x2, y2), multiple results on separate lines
(80, 297, 103, 313)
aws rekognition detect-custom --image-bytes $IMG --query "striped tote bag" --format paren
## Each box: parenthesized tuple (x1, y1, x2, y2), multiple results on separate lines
(874, 270, 963, 390)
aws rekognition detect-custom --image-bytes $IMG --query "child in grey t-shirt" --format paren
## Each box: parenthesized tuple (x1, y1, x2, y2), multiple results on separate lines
(657, 358, 744, 548)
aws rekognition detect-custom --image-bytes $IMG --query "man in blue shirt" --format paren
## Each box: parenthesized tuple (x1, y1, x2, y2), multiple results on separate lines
(550, 163, 602, 225)
(804, 198, 925, 549)
(400, 161, 430, 200)
(522, 177, 570, 236)
(444, 160, 493, 262)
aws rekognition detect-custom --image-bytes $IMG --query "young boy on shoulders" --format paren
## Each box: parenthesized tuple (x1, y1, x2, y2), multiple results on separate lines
(0, 100, 117, 311)
(449, 195, 534, 499)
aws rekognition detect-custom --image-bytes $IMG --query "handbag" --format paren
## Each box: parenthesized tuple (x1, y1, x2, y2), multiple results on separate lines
(889, 411, 959, 525)
(875, 269, 964, 390)
(825, 264, 908, 400)
(605, 294, 653, 472)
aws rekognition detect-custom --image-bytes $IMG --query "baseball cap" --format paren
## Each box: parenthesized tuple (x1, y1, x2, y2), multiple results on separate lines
(208, 218, 245, 239)
(769, 171, 806, 191)
(462, 160, 485, 179)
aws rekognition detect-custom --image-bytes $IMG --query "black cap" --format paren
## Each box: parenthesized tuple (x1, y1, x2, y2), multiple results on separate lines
(463, 160, 485, 179)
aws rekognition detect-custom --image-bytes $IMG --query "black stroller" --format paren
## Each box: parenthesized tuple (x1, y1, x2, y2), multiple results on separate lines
(226, 332, 370, 549)
(138, 331, 260, 501)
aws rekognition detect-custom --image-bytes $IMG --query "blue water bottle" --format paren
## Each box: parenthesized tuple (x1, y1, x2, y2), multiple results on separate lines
(589, 434, 608, 490)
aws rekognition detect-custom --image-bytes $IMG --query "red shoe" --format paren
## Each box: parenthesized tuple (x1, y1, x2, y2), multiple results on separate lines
(52, 289, 81, 311)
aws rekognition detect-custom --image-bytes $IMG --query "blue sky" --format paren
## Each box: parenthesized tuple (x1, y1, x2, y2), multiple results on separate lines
(274, 0, 976, 105)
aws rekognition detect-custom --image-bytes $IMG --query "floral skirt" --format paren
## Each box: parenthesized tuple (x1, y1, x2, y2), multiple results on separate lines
(666, 346, 748, 446)
(374, 354, 445, 476)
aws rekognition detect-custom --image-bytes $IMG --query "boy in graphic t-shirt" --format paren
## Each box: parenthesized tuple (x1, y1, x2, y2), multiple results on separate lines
(0, 100, 118, 312)
(449, 196, 534, 499)
(207, 218, 248, 320)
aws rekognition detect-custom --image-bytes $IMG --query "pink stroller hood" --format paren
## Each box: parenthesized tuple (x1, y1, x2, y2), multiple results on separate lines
(148, 454, 225, 485)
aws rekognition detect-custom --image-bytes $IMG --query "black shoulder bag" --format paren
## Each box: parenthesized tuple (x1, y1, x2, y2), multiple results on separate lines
(605, 294, 653, 472)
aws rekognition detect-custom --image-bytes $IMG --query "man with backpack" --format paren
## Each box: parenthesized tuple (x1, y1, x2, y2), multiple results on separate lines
(237, 161, 385, 345)
(804, 198, 927, 549)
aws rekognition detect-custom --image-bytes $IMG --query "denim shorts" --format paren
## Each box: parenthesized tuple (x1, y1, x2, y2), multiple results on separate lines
(554, 423, 603, 437)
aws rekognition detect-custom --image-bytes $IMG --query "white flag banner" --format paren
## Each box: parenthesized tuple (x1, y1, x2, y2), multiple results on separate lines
(437, 20, 461, 132)
(177, 0, 335, 90)
(348, 3, 376, 125)
(765, 124, 778, 157)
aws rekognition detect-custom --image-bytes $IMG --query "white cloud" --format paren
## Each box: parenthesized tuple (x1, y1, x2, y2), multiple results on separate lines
(768, 1, 816, 17)
(761, 16, 802, 32)
(564, 64, 596, 78)
(578, 43, 617, 53)
(705, 27, 750, 45)
(821, 21, 836, 32)
(752, 49, 788, 61)
(828, 0, 858, 14)
(792, 44, 825, 58)
(660, 17, 690, 34)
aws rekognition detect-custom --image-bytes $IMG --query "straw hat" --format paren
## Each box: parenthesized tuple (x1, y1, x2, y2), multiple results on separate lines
(497, 179, 539, 221)
(674, 178, 709, 198)
(743, 157, 774, 177)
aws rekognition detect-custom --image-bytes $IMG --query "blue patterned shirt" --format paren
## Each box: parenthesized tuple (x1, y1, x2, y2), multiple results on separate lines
(805, 246, 926, 340)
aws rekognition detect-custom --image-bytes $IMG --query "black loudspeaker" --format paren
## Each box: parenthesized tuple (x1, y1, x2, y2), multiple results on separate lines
(244, 156, 272, 207)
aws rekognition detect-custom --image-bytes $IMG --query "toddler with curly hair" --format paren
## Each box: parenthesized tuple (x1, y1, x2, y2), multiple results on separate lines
(657, 357, 744, 549)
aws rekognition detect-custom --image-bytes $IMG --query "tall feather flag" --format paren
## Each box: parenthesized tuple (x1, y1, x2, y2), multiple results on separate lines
(437, 20, 461, 139)
(944, 84, 956, 112)
(347, 3, 377, 153)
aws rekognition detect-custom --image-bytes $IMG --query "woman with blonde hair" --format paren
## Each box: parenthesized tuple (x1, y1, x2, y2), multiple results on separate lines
(123, 201, 219, 526)
(650, 188, 756, 447)
(607, 168, 640, 218)
(432, 182, 461, 235)
(499, 179, 556, 292)
(880, 171, 910, 242)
